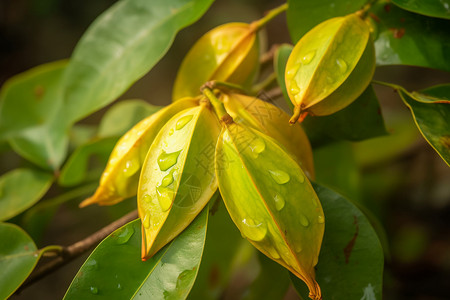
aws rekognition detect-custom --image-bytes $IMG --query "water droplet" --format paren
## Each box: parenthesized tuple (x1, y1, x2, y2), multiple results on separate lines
(336, 58, 347, 73)
(249, 138, 265, 158)
(286, 63, 301, 79)
(273, 194, 285, 211)
(90, 286, 98, 294)
(176, 115, 193, 130)
(294, 243, 302, 253)
(318, 215, 325, 224)
(298, 173, 305, 183)
(302, 50, 316, 64)
(299, 214, 310, 227)
(241, 218, 267, 241)
(123, 158, 139, 176)
(160, 169, 175, 187)
(142, 194, 151, 203)
(116, 226, 135, 244)
(267, 246, 280, 259)
(157, 150, 181, 171)
(117, 283, 122, 290)
(85, 259, 98, 271)
(168, 128, 174, 136)
(269, 170, 290, 184)
(289, 80, 300, 95)
(142, 215, 150, 228)
(156, 186, 172, 212)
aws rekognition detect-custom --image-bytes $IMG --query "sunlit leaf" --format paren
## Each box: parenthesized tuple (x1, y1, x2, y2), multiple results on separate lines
(0, 168, 53, 221)
(64, 206, 208, 300)
(392, 0, 450, 20)
(291, 183, 384, 300)
(62, 0, 214, 123)
(0, 61, 69, 170)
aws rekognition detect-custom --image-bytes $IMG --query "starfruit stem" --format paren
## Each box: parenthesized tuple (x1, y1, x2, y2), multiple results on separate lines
(250, 3, 288, 31)
(251, 72, 277, 94)
(289, 105, 302, 125)
(202, 80, 249, 95)
(201, 86, 233, 124)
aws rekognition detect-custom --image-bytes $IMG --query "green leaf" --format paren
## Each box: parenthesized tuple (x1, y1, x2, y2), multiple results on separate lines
(98, 99, 161, 138)
(61, 0, 214, 123)
(59, 137, 119, 187)
(286, 0, 370, 42)
(64, 206, 208, 300)
(302, 85, 387, 145)
(398, 84, 450, 165)
(392, 0, 450, 20)
(291, 183, 384, 300)
(273, 44, 293, 110)
(370, 1, 450, 72)
(0, 168, 53, 221)
(0, 61, 69, 170)
(0, 222, 39, 299)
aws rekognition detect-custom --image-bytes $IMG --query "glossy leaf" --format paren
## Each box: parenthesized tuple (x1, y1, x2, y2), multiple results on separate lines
(216, 123, 324, 300)
(287, 0, 370, 42)
(98, 99, 161, 138)
(139, 104, 220, 258)
(285, 14, 375, 117)
(392, 0, 450, 20)
(398, 85, 450, 165)
(0, 223, 39, 299)
(173, 22, 259, 100)
(222, 93, 315, 178)
(0, 168, 53, 221)
(291, 183, 384, 300)
(64, 206, 208, 300)
(370, 1, 450, 72)
(81, 98, 198, 207)
(274, 44, 294, 110)
(0, 61, 69, 170)
(61, 0, 214, 123)
(302, 85, 387, 145)
(59, 137, 119, 187)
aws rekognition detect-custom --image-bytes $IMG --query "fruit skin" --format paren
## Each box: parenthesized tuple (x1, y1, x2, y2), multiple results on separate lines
(80, 98, 198, 207)
(172, 22, 259, 100)
(138, 103, 220, 259)
(222, 92, 315, 178)
(215, 122, 324, 300)
(285, 13, 375, 120)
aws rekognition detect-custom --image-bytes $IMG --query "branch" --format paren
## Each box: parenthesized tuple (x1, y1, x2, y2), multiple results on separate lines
(16, 210, 138, 294)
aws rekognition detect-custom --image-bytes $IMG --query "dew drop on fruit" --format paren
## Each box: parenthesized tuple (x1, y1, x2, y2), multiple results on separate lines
(157, 150, 181, 171)
(123, 158, 139, 176)
(143, 215, 150, 228)
(268, 246, 281, 259)
(168, 128, 174, 136)
(269, 170, 290, 184)
(289, 80, 301, 95)
(176, 115, 193, 130)
(299, 214, 310, 227)
(336, 58, 347, 73)
(241, 218, 267, 241)
(286, 63, 301, 79)
(318, 215, 325, 224)
(160, 170, 175, 187)
(142, 194, 151, 203)
(302, 50, 316, 64)
(156, 186, 172, 212)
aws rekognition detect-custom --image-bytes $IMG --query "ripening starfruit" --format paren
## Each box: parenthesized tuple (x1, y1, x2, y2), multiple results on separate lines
(215, 122, 324, 300)
(80, 98, 198, 207)
(172, 22, 260, 100)
(285, 13, 375, 122)
(221, 92, 315, 178)
(138, 102, 220, 259)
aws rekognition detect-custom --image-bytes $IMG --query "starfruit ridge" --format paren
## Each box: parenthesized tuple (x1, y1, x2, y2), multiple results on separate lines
(138, 101, 220, 259)
(215, 122, 324, 300)
(80, 97, 198, 207)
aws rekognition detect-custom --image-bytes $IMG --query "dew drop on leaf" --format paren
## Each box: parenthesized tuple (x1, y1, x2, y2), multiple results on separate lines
(299, 214, 310, 227)
(116, 226, 135, 244)
(289, 80, 301, 95)
(90, 286, 98, 294)
(176, 115, 193, 130)
(241, 218, 267, 241)
(142, 215, 150, 228)
(249, 138, 265, 158)
(302, 50, 316, 64)
(269, 170, 290, 184)
(157, 150, 181, 171)
(156, 186, 172, 211)
(267, 246, 281, 259)
(168, 128, 174, 136)
(286, 63, 301, 80)
(273, 194, 285, 211)
(318, 215, 325, 224)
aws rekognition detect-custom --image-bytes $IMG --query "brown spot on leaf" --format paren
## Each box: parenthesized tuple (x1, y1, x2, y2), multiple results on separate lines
(390, 28, 405, 38)
(369, 13, 380, 23)
(24, 245, 29, 251)
(440, 135, 450, 149)
(384, 4, 391, 12)
(34, 85, 45, 100)
(343, 216, 359, 264)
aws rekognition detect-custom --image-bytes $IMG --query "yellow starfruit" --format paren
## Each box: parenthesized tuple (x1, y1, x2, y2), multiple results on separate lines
(216, 122, 325, 300)
(172, 22, 259, 100)
(138, 102, 220, 259)
(80, 98, 198, 207)
(285, 13, 375, 122)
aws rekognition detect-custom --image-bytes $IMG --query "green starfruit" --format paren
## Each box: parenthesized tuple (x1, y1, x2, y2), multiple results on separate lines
(285, 13, 375, 122)
(172, 22, 259, 100)
(215, 122, 324, 300)
(222, 92, 315, 178)
(80, 98, 198, 207)
(138, 101, 220, 259)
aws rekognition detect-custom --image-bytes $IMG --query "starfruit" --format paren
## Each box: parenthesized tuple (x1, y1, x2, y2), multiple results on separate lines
(285, 13, 375, 122)
(221, 92, 315, 178)
(172, 22, 259, 100)
(80, 98, 198, 207)
(215, 122, 324, 300)
(138, 102, 220, 259)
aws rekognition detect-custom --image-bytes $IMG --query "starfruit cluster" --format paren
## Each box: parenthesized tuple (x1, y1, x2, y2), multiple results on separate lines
(79, 10, 377, 300)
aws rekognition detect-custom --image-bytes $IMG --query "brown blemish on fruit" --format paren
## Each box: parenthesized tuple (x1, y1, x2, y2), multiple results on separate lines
(369, 13, 380, 23)
(343, 215, 359, 264)
(390, 28, 405, 38)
